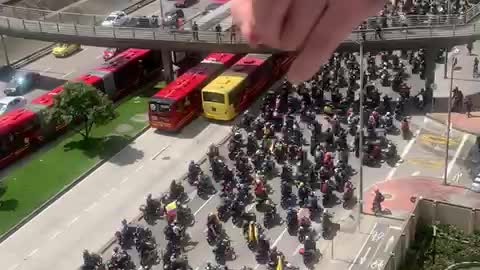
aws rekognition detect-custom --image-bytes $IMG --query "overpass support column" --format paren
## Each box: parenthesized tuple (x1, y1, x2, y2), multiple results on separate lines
(424, 48, 437, 89)
(161, 50, 174, 83)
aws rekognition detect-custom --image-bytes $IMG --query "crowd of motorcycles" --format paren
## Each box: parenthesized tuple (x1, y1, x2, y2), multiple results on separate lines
(80, 48, 425, 270)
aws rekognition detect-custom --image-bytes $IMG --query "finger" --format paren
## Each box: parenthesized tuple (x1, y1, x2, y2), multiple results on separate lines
(231, 0, 257, 43)
(278, 0, 329, 51)
(250, 0, 292, 48)
(287, 0, 383, 82)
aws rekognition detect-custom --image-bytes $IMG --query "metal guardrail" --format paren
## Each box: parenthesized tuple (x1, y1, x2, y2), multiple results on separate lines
(0, 2, 479, 30)
(0, 3, 478, 50)
(0, 15, 479, 48)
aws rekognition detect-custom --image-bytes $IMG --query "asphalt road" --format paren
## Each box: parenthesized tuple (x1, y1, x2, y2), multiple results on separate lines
(1, 43, 476, 270)
(0, 0, 136, 66)
(97, 85, 422, 270)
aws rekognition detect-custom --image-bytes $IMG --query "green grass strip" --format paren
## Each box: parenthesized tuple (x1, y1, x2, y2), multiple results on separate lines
(0, 82, 164, 235)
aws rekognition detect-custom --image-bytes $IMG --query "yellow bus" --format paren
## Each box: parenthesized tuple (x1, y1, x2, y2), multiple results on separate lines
(201, 53, 294, 121)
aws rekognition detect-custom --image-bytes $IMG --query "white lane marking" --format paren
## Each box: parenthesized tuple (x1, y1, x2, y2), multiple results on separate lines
(81, 47, 89, 53)
(7, 263, 19, 270)
(84, 202, 98, 212)
(121, 177, 129, 184)
(62, 71, 75, 78)
(272, 228, 288, 248)
(102, 192, 110, 198)
(246, 203, 255, 212)
(25, 248, 39, 258)
(194, 267, 199, 270)
(389, 226, 402, 230)
(151, 145, 171, 160)
(411, 171, 420, 176)
(96, 54, 103, 60)
(254, 264, 260, 270)
(110, 187, 117, 193)
(348, 223, 378, 270)
(446, 134, 469, 179)
(135, 165, 144, 172)
(194, 195, 216, 216)
(68, 216, 79, 226)
(386, 130, 420, 181)
(49, 231, 62, 240)
(42, 67, 51, 73)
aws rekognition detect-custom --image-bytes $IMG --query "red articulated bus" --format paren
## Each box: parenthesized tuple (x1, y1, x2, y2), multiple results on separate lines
(148, 53, 242, 131)
(0, 48, 163, 169)
(88, 48, 162, 101)
(0, 108, 40, 167)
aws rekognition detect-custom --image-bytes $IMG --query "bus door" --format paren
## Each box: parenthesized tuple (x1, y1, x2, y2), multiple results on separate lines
(173, 96, 195, 128)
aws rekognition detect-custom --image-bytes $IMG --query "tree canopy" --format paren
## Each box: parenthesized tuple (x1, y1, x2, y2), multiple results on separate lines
(47, 82, 117, 140)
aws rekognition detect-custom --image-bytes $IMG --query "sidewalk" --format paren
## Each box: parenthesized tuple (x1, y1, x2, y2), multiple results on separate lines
(428, 112, 480, 135)
(362, 176, 480, 217)
(314, 213, 403, 270)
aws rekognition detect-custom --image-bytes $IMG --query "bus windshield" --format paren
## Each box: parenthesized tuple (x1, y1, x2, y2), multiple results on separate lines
(150, 102, 172, 113)
(203, 92, 225, 103)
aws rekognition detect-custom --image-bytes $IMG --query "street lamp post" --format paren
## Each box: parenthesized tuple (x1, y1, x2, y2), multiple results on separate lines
(0, 35, 10, 66)
(358, 42, 365, 217)
(443, 47, 459, 185)
(159, 0, 165, 25)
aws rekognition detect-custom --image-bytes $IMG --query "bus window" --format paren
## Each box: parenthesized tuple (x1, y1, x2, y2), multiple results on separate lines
(150, 102, 171, 113)
(203, 92, 225, 103)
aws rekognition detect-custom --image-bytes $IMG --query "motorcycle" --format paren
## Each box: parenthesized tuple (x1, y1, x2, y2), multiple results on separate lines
(400, 119, 410, 140)
(342, 187, 355, 208)
(176, 203, 195, 226)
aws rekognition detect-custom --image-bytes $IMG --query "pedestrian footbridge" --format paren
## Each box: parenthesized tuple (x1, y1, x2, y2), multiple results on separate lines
(1, 4, 480, 53)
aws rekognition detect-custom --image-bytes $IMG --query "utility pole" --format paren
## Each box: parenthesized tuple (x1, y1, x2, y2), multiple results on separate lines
(159, 0, 165, 25)
(358, 42, 365, 220)
(444, 52, 458, 185)
(1, 35, 10, 66)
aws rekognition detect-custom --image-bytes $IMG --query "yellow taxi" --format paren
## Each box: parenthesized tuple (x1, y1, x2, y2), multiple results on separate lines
(52, 43, 81, 58)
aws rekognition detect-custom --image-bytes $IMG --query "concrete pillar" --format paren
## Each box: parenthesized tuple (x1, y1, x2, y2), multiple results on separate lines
(161, 50, 174, 83)
(424, 48, 437, 89)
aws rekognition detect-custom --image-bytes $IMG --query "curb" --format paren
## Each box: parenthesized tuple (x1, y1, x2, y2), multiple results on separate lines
(0, 125, 151, 243)
(97, 132, 234, 255)
(426, 113, 480, 136)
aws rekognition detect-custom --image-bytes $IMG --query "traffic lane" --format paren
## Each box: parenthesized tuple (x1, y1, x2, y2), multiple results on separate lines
(0, 119, 231, 270)
(0, 127, 178, 269)
(23, 45, 105, 79)
(350, 223, 402, 270)
(0, 0, 147, 66)
(13, 45, 106, 102)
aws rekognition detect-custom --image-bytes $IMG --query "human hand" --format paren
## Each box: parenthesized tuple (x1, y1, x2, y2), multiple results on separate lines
(231, 0, 384, 83)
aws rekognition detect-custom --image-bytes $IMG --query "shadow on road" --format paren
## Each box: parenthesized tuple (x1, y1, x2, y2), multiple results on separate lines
(63, 135, 144, 165)
(36, 75, 67, 91)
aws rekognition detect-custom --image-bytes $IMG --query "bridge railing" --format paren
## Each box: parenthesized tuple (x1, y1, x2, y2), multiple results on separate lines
(0, 3, 479, 30)
(0, 13, 478, 46)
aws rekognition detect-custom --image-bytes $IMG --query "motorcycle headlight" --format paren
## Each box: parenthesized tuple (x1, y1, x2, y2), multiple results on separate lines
(150, 104, 156, 111)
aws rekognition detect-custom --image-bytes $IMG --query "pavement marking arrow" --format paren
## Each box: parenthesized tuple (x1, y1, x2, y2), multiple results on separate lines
(384, 236, 395, 253)
(359, 247, 371, 265)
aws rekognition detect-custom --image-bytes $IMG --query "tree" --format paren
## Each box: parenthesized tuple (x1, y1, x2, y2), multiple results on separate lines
(47, 82, 117, 140)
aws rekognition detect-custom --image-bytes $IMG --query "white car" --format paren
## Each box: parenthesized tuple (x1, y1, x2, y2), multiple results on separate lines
(0, 96, 27, 115)
(101, 11, 128, 27)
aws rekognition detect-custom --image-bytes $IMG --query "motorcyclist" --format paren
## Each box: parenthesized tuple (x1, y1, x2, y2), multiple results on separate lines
(254, 179, 267, 199)
(264, 201, 277, 226)
(372, 189, 385, 213)
(381, 112, 394, 129)
(268, 247, 283, 268)
(286, 207, 298, 230)
(322, 211, 332, 237)
(188, 160, 200, 181)
(307, 192, 321, 214)
(83, 249, 102, 268)
(303, 235, 316, 256)
(400, 117, 410, 139)
(170, 180, 184, 200)
(244, 221, 258, 243)
(207, 212, 221, 242)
